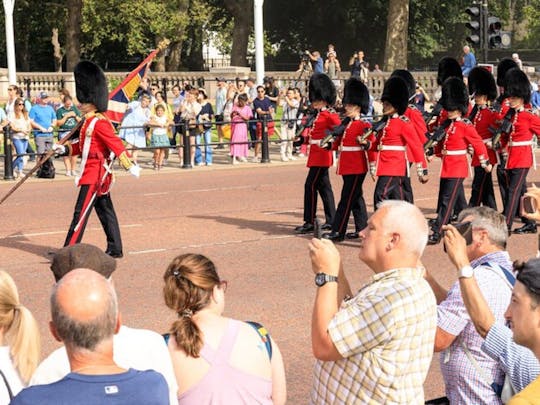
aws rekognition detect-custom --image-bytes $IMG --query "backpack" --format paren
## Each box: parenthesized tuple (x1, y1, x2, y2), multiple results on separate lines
(37, 158, 56, 179)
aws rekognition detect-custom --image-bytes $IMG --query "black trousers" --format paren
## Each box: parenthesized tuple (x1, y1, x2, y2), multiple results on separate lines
(469, 166, 497, 210)
(433, 178, 465, 234)
(503, 168, 533, 229)
(497, 162, 508, 212)
(303, 167, 335, 224)
(64, 184, 123, 255)
(332, 174, 367, 235)
(374, 176, 406, 209)
(402, 163, 414, 204)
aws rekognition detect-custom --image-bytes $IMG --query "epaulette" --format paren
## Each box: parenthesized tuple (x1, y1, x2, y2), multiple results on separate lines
(399, 115, 410, 122)
(408, 104, 418, 110)
(360, 117, 371, 123)
(462, 118, 473, 125)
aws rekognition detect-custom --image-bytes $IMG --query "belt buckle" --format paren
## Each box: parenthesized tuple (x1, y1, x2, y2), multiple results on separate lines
(377, 144, 383, 151)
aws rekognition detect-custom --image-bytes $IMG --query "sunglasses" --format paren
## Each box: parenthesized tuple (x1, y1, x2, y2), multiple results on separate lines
(16, 103, 24, 106)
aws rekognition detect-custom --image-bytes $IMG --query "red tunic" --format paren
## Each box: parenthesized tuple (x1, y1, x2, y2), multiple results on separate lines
(370, 114, 426, 177)
(434, 118, 488, 178)
(500, 108, 540, 169)
(404, 106, 428, 169)
(469, 105, 498, 166)
(334, 119, 375, 175)
(306, 109, 341, 168)
(69, 113, 132, 186)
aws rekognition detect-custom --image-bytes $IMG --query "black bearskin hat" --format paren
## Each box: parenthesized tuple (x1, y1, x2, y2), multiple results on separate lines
(496, 58, 518, 87)
(437, 57, 463, 86)
(504, 68, 531, 104)
(381, 76, 409, 115)
(391, 69, 415, 99)
(468, 67, 497, 101)
(308, 73, 336, 106)
(74, 61, 109, 112)
(441, 77, 469, 115)
(342, 78, 370, 113)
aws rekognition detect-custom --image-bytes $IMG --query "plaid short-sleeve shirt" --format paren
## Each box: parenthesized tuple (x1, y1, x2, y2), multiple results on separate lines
(310, 267, 437, 405)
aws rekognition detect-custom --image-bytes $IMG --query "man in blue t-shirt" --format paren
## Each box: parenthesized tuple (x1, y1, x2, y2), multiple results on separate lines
(11, 269, 169, 405)
(29, 91, 57, 154)
(307, 50, 324, 74)
(252, 86, 275, 162)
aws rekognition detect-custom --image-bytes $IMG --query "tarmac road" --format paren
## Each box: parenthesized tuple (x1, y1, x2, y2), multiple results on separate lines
(0, 148, 538, 403)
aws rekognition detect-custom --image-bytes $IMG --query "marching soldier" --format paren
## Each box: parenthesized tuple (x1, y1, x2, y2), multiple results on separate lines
(364, 76, 428, 208)
(322, 78, 375, 241)
(467, 66, 499, 209)
(294, 73, 340, 234)
(54, 61, 141, 257)
(428, 77, 492, 244)
(499, 68, 540, 234)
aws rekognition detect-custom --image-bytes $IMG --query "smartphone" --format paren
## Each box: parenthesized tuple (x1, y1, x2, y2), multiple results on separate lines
(443, 221, 472, 252)
(314, 219, 322, 239)
(522, 195, 538, 214)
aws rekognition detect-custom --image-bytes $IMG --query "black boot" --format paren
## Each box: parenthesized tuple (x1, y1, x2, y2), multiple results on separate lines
(513, 223, 537, 234)
(428, 232, 442, 245)
(322, 231, 345, 242)
(346, 231, 360, 239)
(294, 222, 314, 234)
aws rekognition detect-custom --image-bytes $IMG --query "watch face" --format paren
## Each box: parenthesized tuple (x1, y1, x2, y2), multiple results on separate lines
(315, 273, 326, 286)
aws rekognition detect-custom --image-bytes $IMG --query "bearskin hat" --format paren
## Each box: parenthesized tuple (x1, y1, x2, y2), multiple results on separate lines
(437, 57, 463, 86)
(342, 78, 370, 113)
(496, 58, 518, 87)
(381, 76, 409, 115)
(441, 77, 469, 115)
(390, 69, 415, 99)
(74, 61, 109, 112)
(308, 73, 336, 106)
(468, 67, 497, 101)
(504, 68, 531, 104)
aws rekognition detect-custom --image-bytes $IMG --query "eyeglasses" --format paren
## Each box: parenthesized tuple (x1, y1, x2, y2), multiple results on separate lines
(16, 103, 24, 106)
(219, 280, 228, 292)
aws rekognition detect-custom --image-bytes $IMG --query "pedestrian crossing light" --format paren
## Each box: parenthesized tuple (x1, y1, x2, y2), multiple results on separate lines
(488, 16, 503, 48)
(465, 5, 482, 46)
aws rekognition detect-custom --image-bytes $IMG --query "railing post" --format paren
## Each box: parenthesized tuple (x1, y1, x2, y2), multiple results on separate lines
(261, 114, 270, 163)
(182, 122, 192, 169)
(3, 126, 14, 180)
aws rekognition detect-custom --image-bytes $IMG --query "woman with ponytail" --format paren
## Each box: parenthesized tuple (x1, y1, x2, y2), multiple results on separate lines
(163, 253, 286, 404)
(0, 271, 40, 402)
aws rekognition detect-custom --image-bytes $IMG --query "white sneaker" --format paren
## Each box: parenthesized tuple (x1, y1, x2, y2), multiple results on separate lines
(239, 157, 248, 162)
(252, 156, 261, 163)
(288, 155, 297, 160)
(298, 153, 306, 158)
(232, 157, 238, 165)
(66, 170, 72, 177)
(281, 155, 289, 162)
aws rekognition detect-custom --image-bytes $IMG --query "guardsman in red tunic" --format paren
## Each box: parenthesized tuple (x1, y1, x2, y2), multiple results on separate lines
(390, 69, 429, 204)
(294, 73, 340, 234)
(428, 77, 492, 244)
(467, 66, 499, 209)
(499, 68, 540, 234)
(365, 77, 427, 209)
(55, 61, 141, 257)
(321, 78, 375, 242)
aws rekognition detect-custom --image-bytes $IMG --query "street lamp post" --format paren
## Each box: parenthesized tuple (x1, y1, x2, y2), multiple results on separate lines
(3, 0, 17, 84)
(254, 0, 265, 85)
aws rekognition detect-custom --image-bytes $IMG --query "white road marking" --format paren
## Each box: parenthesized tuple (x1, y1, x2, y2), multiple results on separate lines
(130, 248, 167, 255)
(143, 192, 169, 196)
(263, 210, 302, 215)
(1, 224, 143, 240)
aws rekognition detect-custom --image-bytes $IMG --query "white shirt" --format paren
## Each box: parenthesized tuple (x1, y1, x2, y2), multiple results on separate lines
(0, 346, 24, 404)
(29, 325, 178, 405)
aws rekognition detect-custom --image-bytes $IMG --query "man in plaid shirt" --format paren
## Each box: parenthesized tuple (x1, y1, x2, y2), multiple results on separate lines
(308, 200, 437, 404)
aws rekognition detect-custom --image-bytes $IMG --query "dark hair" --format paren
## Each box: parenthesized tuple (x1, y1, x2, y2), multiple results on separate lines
(163, 254, 221, 357)
(237, 93, 248, 103)
(514, 259, 540, 306)
(256, 85, 265, 92)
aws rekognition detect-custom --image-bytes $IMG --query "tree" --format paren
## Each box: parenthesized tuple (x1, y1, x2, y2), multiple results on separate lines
(383, 0, 409, 70)
(222, 0, 252, 66)
(65, 0, 82, 71)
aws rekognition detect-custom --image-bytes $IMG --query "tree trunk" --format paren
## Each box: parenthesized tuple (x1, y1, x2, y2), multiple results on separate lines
(383, 0, 409, 71)
(65, 0, 82, 71)
(167, 41, 183, 71)
(224, 0, 253, 67)
(51, 28, 63, 72)
(154, 37, 166, 72)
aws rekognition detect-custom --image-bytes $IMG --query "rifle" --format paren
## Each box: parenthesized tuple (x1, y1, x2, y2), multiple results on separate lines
(0, 119, 84, 206)
(293, 109, 317, 148)
(319, 117, 351, 149)
(423, 102, 443, 125)
(356, 116, 388, 147)
(424, 119, 452, 153)
(489, 108, 515, 149)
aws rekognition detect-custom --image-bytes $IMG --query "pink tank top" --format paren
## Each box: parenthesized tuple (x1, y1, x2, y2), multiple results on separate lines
(177, 319, 273, 405)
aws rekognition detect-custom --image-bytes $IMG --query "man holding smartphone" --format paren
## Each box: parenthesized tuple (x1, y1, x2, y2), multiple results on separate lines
(424, 206, 513, 404)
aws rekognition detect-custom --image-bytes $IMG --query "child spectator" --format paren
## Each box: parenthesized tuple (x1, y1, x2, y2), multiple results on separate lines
(148, 104, 171, 170)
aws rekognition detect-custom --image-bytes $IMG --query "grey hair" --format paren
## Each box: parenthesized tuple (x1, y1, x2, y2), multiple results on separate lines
(457, 206, 508, 248)
(377, 200, 429, 256)
(50, 278, 118, 351)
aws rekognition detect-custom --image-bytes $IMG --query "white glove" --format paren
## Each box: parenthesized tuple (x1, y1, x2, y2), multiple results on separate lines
(128, 164, 141, 178)
(52, 143, 66, 155)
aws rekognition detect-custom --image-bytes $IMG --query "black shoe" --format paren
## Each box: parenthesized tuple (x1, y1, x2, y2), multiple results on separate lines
(428, 218, 437, 227)
(321, 223, 332, 230)
(106, 251, 123, 259)
(322, 231, 345, 242)
(513, 224, 537, 234)
(346, 231, 360, 239)
(294, 223, 314, 234)
(451, 214, 459, 222)
(427, 233, 441, 245)
(216, 144, 225, 149)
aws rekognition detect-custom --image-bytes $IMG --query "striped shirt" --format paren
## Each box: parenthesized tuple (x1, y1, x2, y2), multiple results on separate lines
(438, 250, 512, 405)
(310, 267, 437, 404)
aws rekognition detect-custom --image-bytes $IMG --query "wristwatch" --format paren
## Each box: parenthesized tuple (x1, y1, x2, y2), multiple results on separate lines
(458, 265, 474, 279)
(315, 272, 338, 287)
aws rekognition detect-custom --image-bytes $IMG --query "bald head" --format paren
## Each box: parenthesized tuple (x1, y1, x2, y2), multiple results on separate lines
(51, 268, 118, 350)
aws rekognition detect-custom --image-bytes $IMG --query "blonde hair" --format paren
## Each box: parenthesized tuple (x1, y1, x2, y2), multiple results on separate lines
(0, 271, 40, 383)
(163, 254, 220, 357)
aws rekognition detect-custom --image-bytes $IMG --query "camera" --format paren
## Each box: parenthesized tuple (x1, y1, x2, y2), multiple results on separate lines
(300, 52, 310, 63)
(287, 121, 295, 129)
(443, 221, 473, 253)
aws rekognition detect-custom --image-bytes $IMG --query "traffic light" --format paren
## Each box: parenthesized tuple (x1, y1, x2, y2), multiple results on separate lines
(488, 16, 502, 48)
(465, 5, 482, 46)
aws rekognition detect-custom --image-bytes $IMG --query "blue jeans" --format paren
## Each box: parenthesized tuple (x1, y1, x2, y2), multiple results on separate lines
(195, 129, 213, 164)
(12, 138, 28, 171)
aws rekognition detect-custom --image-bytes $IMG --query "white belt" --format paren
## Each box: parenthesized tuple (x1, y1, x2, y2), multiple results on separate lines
(309, 139, 321, 145)
(509, 141, 532, 147)
(482, 139, 491, 144)
(340, 146, 362, 152)
(443, 149, 467, 156)
(378, 145, 406, 151)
